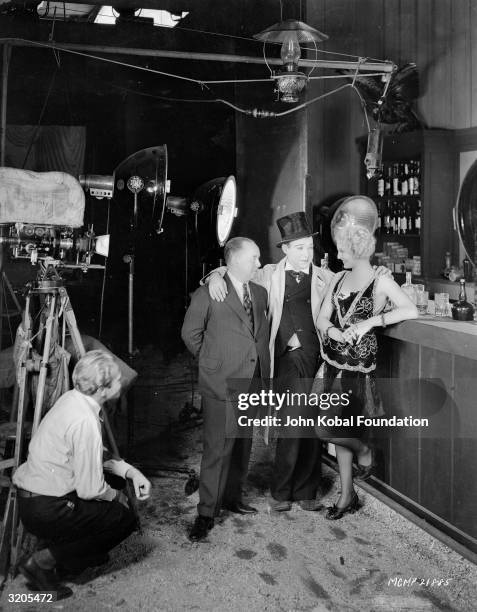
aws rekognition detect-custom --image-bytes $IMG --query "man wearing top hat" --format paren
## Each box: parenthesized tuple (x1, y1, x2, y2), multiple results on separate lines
(205, 212, 334, 511)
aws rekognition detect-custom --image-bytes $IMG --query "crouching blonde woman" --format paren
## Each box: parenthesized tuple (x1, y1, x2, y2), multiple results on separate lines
(313, 196, 418, 520)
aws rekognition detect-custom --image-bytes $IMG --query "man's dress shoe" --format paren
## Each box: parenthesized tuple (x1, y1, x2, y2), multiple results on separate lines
(271, 500, 292, 512)
(298, 499, 324, 511)
(223, 501, 258, 515)
(188, 515, 214, 541)
(19, 557, 73, 600)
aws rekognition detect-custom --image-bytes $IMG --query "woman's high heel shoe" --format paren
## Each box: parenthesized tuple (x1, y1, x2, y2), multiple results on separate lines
(355, 449, 376, 481)
(325, 492, 360, 520)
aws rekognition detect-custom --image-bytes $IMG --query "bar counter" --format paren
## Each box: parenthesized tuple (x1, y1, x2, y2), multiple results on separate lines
(366, 315, 477, 554)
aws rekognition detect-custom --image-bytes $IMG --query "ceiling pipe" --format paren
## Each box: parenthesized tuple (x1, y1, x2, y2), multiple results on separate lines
(3, 37, 395, 73)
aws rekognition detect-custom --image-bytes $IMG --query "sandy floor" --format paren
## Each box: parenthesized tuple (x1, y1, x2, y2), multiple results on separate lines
(2, 351, 477, 611)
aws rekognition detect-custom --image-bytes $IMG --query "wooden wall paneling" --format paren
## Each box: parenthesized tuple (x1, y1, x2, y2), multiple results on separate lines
(433, 0, 453, 127)
(305, 0, 326, 212)
(421, 132, 456, 277)
(451, 0, 472, 128)
(351, 0, 385, 195)
(470, 1, 477, 126)
(451, 356, 477, 538)
(386, 337, 420, 501)
(382, 0, 402, 65)
(399, 0, 417, 65)
(319, 0, 357, 204)
(415, 0, 434, 129)
(419, 346, 453, 522)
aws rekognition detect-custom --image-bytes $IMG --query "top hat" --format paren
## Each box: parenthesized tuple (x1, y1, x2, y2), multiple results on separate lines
(276, 211, 319, 247)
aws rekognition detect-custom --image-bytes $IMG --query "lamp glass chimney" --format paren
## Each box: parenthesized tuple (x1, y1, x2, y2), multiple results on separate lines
(280, 35, 301, 70)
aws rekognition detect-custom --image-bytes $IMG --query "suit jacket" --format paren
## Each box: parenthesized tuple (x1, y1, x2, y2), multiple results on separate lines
(181, 274, 270, 401)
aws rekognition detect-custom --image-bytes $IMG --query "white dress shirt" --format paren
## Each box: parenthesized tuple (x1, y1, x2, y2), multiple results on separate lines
(227, 271, 251, 305)
(284, 262, 310, 275)
(13, 389, 131, 501)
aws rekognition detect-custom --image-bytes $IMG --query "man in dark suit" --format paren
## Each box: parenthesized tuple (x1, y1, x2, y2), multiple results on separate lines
(181, 237, 270, 542)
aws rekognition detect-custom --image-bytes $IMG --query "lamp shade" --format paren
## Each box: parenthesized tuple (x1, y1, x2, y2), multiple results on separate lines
(192, 175, 237, 247)
(254, 19, 328, 44)
(114, 145, 168, 203)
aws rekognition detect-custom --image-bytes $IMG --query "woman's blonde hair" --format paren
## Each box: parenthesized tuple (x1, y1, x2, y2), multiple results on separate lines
(72, 350, 120, 396)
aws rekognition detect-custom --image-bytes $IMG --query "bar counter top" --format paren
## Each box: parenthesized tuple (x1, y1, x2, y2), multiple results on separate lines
(382, 315, 477, 360)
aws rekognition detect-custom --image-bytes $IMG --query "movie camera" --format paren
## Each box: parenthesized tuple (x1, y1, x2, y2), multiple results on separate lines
(0, 167, 109, 272)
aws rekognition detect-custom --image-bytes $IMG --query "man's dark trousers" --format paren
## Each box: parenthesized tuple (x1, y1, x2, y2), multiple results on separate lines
(271, 347, 321, 502)
(197, 395, 255, 518)
(18, 485, 136, 573)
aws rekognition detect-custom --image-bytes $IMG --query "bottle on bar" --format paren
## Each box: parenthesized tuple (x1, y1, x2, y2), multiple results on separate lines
(451, 279, 475, 321)
(321, 252, 329, 269)
(401, 271, 416, 304)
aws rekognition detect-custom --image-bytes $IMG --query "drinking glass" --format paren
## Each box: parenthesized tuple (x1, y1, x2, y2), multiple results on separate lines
(434, 292, 450, 317)
(415, 289, 429, 315)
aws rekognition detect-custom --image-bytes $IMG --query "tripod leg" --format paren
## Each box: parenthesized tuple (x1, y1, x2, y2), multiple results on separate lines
(32, 295, 57, 434)
(59, 287, 85, 359)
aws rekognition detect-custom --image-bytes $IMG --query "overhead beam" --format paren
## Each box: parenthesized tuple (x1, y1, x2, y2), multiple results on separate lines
(1, 0, 192, 11)
(4, 37, 395, 73)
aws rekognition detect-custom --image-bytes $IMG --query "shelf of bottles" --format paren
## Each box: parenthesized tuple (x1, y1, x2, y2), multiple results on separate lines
(373, 159, 421, 237)
(367, 158, 422, 276)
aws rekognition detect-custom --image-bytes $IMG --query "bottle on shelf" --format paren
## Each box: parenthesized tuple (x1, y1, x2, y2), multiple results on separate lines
(392, 163, 401, 196)
(321, 253, 329, 269)
(399, 202, 408, 235)
(383, 200, 392, 234)
(451, 279, 475, 321)
(401, 271, 417, 304)
(401, 163, 409, 196)
(442, 251, 452, 279)
(385, 165, 392, 196)
(412, 160, 420, 195)
(392, 200, 400, 234)
(414, 200, 421, 235)
(376, 201, 382, 233)
(377, 167, 385, 198)
(463, 257, 473, 282)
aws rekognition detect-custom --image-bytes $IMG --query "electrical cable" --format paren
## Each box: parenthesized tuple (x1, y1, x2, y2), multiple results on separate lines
(21, 64, 58, 168)
(98, 198, 111, 341)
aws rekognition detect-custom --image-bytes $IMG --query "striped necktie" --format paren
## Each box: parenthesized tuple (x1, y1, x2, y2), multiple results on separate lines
(242, 283, 254, 331)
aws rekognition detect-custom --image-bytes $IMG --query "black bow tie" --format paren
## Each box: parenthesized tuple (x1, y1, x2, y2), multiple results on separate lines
(288, 270, 306, 282)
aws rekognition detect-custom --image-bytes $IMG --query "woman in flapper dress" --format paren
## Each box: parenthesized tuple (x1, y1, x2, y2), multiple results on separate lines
(314, 196, 417, 520)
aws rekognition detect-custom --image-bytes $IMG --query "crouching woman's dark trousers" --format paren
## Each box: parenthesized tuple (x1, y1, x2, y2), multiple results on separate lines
(18, 490, 137, 573)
